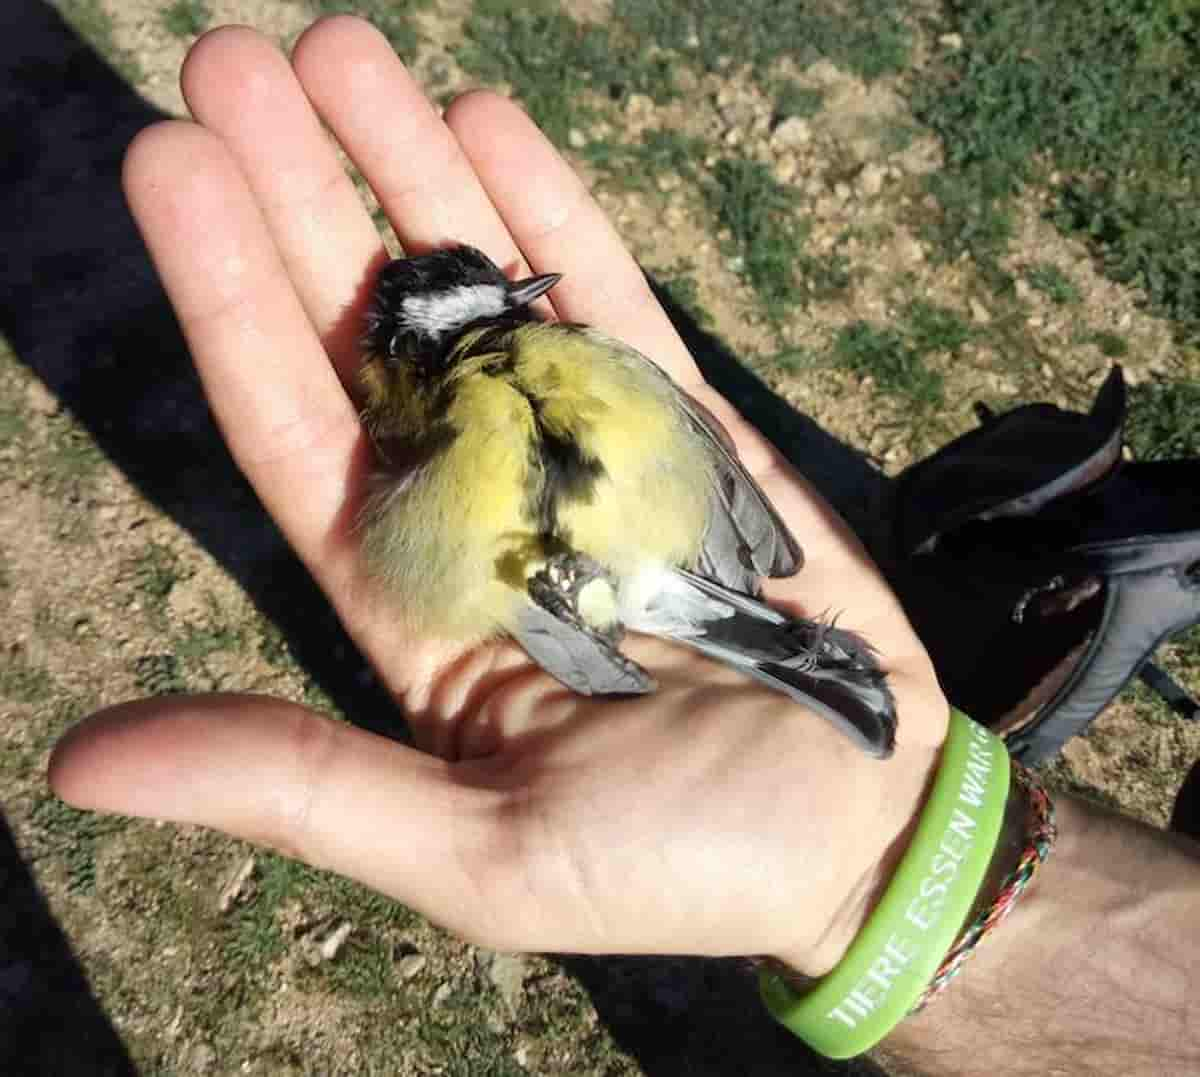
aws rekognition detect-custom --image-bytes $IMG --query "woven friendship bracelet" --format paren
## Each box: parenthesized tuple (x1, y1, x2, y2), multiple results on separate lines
(909, 761, 1057, 1013)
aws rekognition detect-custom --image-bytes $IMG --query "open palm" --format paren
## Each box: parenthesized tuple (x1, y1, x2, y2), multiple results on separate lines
(50, 17, 946, 977)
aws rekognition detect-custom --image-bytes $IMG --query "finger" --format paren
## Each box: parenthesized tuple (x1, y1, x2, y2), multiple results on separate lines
(445, 92, 698, 385)
(47, 696, 515, 946)
(121, 122, 374, 624)
(181, 26, 388, 389)
(291, 17, 537, 295)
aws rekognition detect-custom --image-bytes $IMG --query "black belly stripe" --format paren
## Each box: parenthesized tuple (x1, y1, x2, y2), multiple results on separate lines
(524, 397, 606, 539)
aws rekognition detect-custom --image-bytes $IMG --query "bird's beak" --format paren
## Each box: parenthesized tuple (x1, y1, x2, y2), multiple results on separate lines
(507, 272, 562, 307)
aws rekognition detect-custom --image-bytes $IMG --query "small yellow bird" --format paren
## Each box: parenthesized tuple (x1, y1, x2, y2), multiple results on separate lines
(358, 245, 895, 756)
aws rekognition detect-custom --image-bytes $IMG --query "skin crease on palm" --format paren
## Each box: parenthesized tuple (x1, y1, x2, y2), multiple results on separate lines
(46, 17, 949, 978)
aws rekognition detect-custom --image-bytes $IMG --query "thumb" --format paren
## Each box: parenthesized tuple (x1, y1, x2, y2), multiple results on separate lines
(48, 694, 509, 946)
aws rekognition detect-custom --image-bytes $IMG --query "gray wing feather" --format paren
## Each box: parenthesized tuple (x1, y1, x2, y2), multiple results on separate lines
(512, 603, 656, 696)
(582, 329, 803, 591)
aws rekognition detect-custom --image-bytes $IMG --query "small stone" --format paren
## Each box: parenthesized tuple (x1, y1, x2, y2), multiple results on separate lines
(970, 298, 992, 324)
(771, 116, 811, 150)
(773, 153, 798, 184)
(396, 953, 427, 980)
(723, 127, 742, 147)
(26, 379, 59, 417)
(567, 128, 586, 149)
(623, 93, 654, 123)
(1015, 279, 1033, 301)
(833, 181, 853, 202)
(217, 854, 257, 914)
(857, 163, 886, 197)
(901, 237, 926, 264)
(938, 32, 964, 50)
(319, 921, 353, 961)
(186, 1043, 217, 1072)
(432, 982, 454, 1006)
(488, 953, 528, 1015)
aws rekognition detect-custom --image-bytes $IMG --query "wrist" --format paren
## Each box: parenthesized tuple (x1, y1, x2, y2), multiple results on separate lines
(761, 711, 1013, 1058)
(782, 737, 941, 978)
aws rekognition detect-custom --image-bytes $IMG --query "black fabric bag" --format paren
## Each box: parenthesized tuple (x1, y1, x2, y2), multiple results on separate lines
(887, 367, 1200, 763)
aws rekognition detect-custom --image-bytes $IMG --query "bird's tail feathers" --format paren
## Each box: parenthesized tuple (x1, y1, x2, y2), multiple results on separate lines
(637, 569, 896, 757)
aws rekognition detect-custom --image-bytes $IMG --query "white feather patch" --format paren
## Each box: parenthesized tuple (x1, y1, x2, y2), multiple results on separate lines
(621, 564, 733, 637)
(401, 284, 506, 334)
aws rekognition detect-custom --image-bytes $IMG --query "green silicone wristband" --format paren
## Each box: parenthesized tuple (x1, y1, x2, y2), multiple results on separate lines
(760, 710, 1010, 1059)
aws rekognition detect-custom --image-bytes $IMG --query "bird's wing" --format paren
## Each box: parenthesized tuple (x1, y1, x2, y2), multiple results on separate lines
(512, 602, 656, 696)
(580, 328, 803, 593)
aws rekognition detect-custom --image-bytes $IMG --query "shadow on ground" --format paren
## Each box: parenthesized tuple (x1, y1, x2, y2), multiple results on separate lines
(0, 5, 887, 1073)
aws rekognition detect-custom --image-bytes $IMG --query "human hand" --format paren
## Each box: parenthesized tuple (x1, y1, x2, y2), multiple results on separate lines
(49, 17, 946, 978)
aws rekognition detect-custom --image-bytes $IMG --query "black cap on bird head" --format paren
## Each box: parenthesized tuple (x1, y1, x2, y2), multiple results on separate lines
(363, 245, 561, 369)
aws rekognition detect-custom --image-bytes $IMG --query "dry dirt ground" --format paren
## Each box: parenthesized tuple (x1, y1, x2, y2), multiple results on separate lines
(2, 3, 1198, 1076)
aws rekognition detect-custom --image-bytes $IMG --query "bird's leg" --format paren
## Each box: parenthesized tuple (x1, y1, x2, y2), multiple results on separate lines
(528, 551, 624, 644)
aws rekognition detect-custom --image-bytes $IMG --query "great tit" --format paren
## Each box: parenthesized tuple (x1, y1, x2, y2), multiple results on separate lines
(358, 245, 896, 757)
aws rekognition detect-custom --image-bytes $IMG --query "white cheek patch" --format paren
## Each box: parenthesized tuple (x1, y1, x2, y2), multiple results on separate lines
(401, 284, 507, 334)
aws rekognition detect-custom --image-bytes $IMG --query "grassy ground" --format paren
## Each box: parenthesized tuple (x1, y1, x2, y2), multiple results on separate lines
(4, 1, 1199, 1074)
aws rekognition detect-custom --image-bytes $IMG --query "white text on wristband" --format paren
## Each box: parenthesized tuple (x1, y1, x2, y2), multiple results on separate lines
(760, 711, 1010, 1058)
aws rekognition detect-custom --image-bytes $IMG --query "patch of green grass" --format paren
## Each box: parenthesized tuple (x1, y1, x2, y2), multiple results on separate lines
(794, 238, 854, 304)
(917, 0, 1200, 341)
(29, 793, 127, 894)
(460, 0, 909, 152)
(258, 619, 295, 670)
(916, 169, 1015, 290)
(0, 399, 27, 446)
(581, 129, 708, 191)
(308, 1, 425, 58)
(0, 654, 54, 702)
(134, 542, 182, 602)
(176, 617, 244, 665)
(648, 258, 713, 328)
(770, 79, 824, 124)
(614, 0, 911, 81)
(1126, 379, 1200, 460)
(133, 653, 187, 696)
(416, 989, 527, 1077)
(1025, 263, 1081, 305)
(221, 854, 302, 967)
(55, 0, 142, 81)
(458, 0, 679, 146)
(830, 321, 944, 406)
(704, 157, 807, 320)
(1090, 330, 1129, 358)
(323, 933, 399, 999)
(901, 299, 973, 354)
(41, 419, 106, 494)
(162, 0, 210, 38)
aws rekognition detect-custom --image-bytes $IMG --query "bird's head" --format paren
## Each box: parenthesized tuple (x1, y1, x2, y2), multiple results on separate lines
(363, 245, 561, 374)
